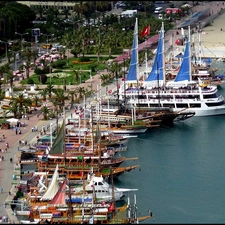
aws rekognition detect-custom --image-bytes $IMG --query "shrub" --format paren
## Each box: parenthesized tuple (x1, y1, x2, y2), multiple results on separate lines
(34, 68, 45, 75)
(52, 60, 66, 69)
(38, 74, 47, 84)
(79, 57, 90, 62)
(27, 78, 34, 84)
(42, 66, 50, 74)
(88, 63, 98, 72)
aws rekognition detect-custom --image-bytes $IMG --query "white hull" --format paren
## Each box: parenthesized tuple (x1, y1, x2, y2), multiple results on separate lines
(175, 106, 225, 116)
(110, 128, 147, 134)
(119, 84, 225, 117)
(20, 220, 39, 224)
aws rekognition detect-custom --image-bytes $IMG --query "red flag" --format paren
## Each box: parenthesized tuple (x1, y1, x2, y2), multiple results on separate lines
(141, 25, 150, 37)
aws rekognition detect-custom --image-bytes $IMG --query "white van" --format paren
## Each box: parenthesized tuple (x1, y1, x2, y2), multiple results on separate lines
(154, 7, 163, 14)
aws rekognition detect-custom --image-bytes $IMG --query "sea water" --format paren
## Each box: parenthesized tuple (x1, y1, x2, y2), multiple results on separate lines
(114, 60, 225, 223)
(18, 60, 225, 223)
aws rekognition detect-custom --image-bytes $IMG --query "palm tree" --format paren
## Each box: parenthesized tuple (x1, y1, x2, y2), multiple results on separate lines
(73, 1, 89, 20)
(19, 61, 33, 79)
(51, 88, 69, 111)
(39, 88, 48, 101)
(76, 86, 86, 99)
(9, 93, 32, 118)
(68, 89, 77, 108)
(108, 62, 122, 79)
(32, 95, 42, 108)
(0, 88, 5, 101)
(104, 28, 119, 57)
(61, 33, 71, 63)
(7, 101, 18, 118)
(45, 84, 54, 98)
(40, 106, 50, 120)
(22, 48, 32, 62)
(72, 67, 81, 84)
(4, 69, 14, 93)
(100, 74, 110, 85)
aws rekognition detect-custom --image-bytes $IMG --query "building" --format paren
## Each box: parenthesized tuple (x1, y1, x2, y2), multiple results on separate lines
(16, 1, 78, 14)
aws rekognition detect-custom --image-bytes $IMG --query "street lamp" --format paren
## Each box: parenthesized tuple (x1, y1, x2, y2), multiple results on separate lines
(0, 40, 9, 61)
(90, 71, 93, 93)
(50, 123, 53, 148)
(15, 32, 28, 50)
(9, 49, 23, 71)
(41, 33, 54, 54)
(123, 58, 126, 106)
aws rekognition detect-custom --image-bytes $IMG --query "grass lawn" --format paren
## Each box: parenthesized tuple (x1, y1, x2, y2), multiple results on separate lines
(20, 56, 111, 86)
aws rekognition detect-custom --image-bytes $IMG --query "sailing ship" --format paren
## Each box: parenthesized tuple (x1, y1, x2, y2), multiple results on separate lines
(35, 121, 140, 180)
(20, 165, 151, 224)
(117, 21, 225, 117)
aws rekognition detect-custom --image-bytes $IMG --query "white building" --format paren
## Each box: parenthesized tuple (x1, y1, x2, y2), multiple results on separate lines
(120, 10, 137, 18)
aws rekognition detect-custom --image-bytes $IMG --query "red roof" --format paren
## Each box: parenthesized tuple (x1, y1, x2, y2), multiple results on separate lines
(114, 34, 160, 62)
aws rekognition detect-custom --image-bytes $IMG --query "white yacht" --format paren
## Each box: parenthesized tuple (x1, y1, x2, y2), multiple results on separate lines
(117, 21, 225, 117)
(72, 172, 138, 202)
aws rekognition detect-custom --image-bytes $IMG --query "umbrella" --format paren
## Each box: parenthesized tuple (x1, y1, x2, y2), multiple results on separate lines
(6, 118, 18, 124)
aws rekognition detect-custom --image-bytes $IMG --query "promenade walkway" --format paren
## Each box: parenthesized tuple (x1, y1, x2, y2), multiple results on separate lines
(0, 2, 223, 223)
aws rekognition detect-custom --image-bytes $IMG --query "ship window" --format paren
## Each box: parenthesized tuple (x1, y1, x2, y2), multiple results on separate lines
(163, 104, 175, 108)
(176, 103, 189, 108)
(206, 102, 225, 107)
(203, 94, 218, 99)
(99, 182, 103, 185)
(190, 103, 201, 108)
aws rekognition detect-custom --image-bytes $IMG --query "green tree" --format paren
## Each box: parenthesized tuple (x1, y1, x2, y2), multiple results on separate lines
(9, 93, 32, 118)
(40, 106, 50, 120)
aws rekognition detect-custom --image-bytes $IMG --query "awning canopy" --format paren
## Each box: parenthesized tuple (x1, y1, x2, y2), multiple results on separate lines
(114, 34, 160, 62)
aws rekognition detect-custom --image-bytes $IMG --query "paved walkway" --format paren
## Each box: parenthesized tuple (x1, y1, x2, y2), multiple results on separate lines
(0, 2, 222, 223)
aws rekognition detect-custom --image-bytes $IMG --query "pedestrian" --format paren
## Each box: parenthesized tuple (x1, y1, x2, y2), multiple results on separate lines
(9, 191, 11, 195)
(15, 129, 18, 135)
(2, 134, 5, 139)
(10, 158, 13, 163)
(0, 187, 3, 193)
(6, 142, 9, 148)
(1, 156, 4, 161)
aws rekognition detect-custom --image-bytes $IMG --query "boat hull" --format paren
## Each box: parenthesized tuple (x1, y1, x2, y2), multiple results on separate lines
(110, 128, 147, 134)
(175, 106, 225, 116)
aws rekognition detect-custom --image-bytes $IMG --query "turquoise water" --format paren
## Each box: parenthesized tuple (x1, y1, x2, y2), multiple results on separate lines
(117, 114, 225, 223)
(19, 60, 225, 223)
(115, 60, 225, 223)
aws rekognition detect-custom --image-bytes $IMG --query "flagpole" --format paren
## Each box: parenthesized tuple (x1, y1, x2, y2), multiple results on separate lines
(145, 38, 147, 73)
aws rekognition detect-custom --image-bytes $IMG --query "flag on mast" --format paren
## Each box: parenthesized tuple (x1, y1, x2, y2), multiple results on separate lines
(141, 25, 150, 37)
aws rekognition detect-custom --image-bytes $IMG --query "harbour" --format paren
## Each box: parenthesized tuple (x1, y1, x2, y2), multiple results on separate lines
(2, 1, 225, 224)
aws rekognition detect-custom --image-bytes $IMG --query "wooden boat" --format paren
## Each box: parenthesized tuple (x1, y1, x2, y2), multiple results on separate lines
(20, 171, 153, 224)
(34, 121, 139, 180)
(20, 165, 150, 224)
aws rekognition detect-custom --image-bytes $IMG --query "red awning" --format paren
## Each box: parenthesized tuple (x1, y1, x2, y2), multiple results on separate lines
(114, 34, 160, 62)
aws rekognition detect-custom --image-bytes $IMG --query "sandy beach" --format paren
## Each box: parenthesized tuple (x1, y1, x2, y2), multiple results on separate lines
(1, 2, 225, 223)
(190, 1, 225, 57)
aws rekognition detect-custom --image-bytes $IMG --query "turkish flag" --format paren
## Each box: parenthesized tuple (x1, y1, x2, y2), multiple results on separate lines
(141, 25, 150, 37)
